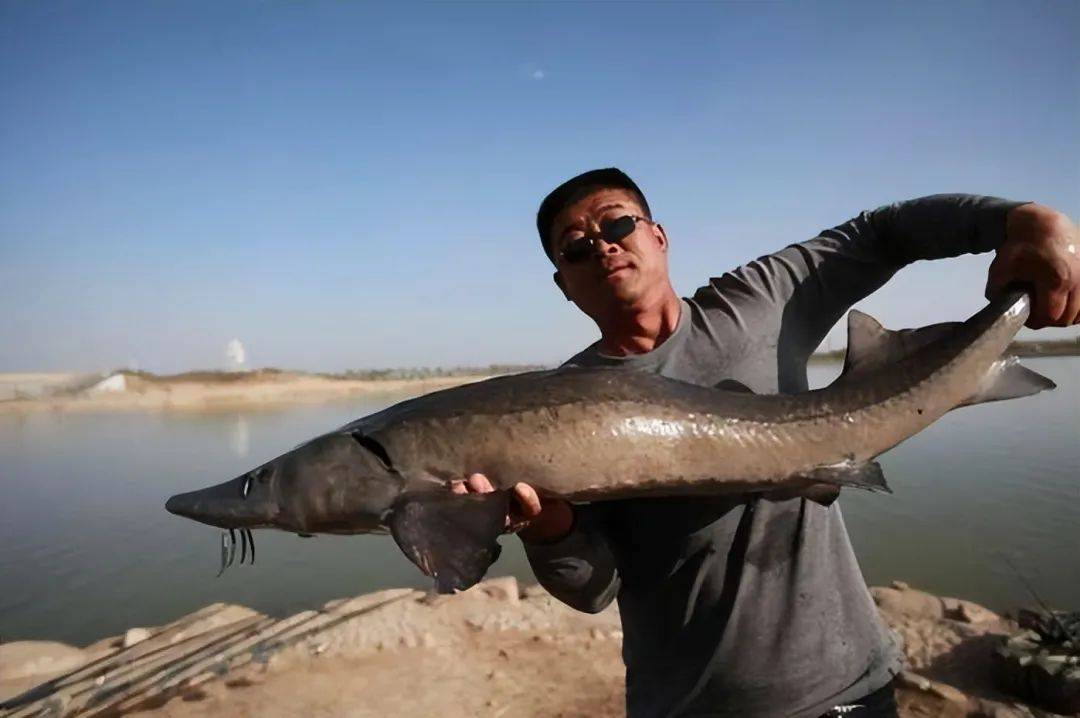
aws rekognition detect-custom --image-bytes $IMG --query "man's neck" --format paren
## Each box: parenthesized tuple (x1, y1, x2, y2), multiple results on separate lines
(595, 287, 683, 356)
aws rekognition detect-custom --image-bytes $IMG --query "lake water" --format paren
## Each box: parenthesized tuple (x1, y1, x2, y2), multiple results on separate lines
(1, 358, 1078, 647)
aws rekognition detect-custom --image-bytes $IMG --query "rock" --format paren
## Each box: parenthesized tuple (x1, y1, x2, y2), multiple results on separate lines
(0, 641, 87, 682)
(897, 670, 931, 691)
(927, 681, 968, 705)
(477, 577, 520, 604)
(942, 597, 1001, 625)
(895, 671, 969, 718)
(520, 583, 548, 599)
(992, 631, 1080, 714)
(871, 585, 944, 620)
(166, 603, 264, 644)
(123, 627, 151, 648)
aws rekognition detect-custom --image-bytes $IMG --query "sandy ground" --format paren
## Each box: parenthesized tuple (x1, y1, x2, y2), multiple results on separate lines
(0, 372, 493, 414)
(2, 579, 1073, 718)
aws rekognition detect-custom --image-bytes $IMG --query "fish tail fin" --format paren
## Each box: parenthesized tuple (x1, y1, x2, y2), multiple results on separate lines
(389, 490, 508, 594)
(958, 356, 1056, 407)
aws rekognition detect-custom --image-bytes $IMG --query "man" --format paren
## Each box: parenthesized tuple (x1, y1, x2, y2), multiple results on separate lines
(454, 168, 1079, 717)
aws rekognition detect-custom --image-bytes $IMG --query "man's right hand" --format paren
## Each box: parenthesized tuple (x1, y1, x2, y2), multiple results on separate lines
(450, 474, 574, 544)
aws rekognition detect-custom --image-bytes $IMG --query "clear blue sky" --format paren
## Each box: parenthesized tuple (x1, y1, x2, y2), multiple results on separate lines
(2, 1, 1077, 373)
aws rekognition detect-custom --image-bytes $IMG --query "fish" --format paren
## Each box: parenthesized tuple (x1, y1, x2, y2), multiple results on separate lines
(165, 290, 1055, 593)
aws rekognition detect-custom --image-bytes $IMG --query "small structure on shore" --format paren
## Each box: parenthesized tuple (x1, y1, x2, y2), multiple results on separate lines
(225, 339, 246, 372)
(86, 373, 127, 394)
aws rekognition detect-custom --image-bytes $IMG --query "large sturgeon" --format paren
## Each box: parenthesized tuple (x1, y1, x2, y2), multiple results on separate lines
(166, 290, 1054, 592)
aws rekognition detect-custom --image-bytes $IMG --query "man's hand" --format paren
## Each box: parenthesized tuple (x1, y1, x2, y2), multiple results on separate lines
(450, 474, 574, 544)
(987, 203, 1080, 328)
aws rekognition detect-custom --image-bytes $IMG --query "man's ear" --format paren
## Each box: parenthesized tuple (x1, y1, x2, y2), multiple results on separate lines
(553, 271, 572, 301)
(654, 222, 669, 253)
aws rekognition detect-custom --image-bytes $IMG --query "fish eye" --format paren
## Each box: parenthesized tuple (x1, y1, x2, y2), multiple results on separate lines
(241, 474, 253, 498)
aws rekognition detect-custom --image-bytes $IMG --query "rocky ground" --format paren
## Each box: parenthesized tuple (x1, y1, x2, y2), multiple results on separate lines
(1, 579, 1074, 718)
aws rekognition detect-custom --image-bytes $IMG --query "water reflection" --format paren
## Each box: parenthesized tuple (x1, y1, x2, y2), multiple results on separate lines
(230, 415, 250, 457)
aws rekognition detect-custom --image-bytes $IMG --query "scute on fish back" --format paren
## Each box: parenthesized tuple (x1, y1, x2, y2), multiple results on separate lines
(165, 290, 1054, 593)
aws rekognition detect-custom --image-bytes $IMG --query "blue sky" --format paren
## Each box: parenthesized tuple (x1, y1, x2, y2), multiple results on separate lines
(2, 1, 1077, 373)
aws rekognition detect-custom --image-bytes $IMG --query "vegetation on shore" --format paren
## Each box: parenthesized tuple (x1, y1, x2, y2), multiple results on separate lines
(319, 364, 549, 381)
(811, 338, 1080, 362)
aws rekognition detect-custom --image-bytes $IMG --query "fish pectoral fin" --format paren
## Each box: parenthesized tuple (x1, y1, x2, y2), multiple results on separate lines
(799, 460, 891, 495)
(389, 491, 509, 594)
(958, 356, 1056, 407)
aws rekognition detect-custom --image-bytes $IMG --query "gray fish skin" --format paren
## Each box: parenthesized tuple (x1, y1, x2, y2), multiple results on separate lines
(165, 290, 1054, 590)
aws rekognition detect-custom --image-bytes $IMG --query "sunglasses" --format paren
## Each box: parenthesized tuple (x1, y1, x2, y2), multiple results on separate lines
(558, 215, 650, 265)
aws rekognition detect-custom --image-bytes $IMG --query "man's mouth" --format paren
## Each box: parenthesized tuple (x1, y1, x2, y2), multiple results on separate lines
(600, 263, 632, 279)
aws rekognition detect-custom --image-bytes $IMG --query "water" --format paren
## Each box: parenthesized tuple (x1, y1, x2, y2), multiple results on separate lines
(1, 359, 1078, 647)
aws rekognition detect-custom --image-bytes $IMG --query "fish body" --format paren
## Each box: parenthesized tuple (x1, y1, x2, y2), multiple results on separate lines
(166, 291, 1054, 591)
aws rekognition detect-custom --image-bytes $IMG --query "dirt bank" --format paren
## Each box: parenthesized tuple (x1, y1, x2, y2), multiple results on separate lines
(2, 579, 1072, 718)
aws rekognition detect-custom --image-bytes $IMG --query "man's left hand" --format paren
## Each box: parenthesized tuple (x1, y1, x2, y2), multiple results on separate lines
(987, 203, 1080, 328)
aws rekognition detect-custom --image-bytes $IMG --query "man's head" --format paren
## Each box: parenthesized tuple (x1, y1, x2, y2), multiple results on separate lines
(536, 168, 673, 318)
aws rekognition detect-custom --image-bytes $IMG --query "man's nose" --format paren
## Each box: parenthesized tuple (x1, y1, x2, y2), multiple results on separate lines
(594, 237, 620, 254)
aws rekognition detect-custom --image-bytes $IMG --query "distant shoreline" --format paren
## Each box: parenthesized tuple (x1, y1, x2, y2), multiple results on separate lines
(810, 340, 1080, 362)
(1, 348, 1074, 414)
(0, 369, 505, 415)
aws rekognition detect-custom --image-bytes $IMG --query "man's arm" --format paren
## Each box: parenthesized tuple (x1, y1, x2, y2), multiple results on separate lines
(451, 474, 621, 614)
(519, 502, 621, 614)
(694, 194, 1047, 369)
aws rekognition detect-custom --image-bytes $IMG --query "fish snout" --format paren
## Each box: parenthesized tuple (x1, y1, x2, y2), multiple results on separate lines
(166, 475, 277, 529)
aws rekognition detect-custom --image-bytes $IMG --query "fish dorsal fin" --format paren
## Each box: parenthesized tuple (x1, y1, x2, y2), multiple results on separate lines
(841, 310, 959, 379)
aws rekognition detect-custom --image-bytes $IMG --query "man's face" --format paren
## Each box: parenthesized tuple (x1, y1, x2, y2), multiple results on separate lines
(549, 188, 670, 316)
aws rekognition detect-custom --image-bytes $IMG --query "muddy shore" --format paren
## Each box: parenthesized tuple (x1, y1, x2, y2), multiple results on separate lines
(1, 578, 1072, 718)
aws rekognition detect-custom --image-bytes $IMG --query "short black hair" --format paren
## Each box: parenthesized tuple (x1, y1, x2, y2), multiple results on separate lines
(536, 168, 651, 263)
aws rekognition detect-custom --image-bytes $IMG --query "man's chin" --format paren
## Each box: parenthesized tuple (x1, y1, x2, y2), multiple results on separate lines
(606, 282, 644, 305)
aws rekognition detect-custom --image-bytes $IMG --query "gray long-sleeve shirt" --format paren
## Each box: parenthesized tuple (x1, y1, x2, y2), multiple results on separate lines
(523, 194, 1025, 718)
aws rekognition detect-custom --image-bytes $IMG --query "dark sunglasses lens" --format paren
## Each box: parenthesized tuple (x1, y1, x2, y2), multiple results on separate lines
(602, 215, 637, 243)
(561, 237, 593, 264)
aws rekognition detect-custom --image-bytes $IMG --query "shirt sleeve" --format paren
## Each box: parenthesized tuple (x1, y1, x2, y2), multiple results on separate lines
(692, 194, 1028, 378)
(520, 503, 621, 614)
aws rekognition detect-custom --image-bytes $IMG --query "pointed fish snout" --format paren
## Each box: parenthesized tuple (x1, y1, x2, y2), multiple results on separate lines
(165, 492, 193, 517)
(165, 476, 275, 529)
